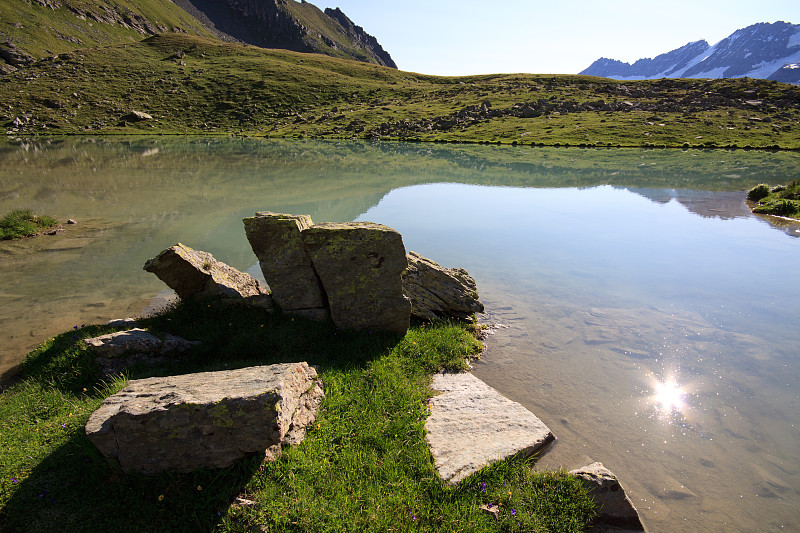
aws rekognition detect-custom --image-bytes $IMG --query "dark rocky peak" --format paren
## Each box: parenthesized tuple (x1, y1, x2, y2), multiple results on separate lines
(324, 7, 396, 68)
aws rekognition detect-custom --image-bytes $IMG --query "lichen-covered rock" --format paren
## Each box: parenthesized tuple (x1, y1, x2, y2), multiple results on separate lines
(143, 243, 270, 303)
(569, 462, 647, 532)
(85, 362, 324, 474)
(300, 222, 410, 334)
(403, 251, 484, 321)
(83, 328, 199, 377)
(242, 212, 327, 319)
(425, 372, 554, 485)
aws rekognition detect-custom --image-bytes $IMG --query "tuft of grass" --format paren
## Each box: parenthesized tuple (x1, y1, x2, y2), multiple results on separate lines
(0, 299, 595, 532)
(749, 179, 800, 219)
(0, 209, 59, 240)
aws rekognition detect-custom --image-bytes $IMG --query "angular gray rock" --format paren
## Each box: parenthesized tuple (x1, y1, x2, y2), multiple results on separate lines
(301, 222, 410, 334)
(425, 372, 554, 485)
(143, 243, 271, 305)
(403, 251, 484, 321)
(569, 462, 647, 532)
(83, 328, 199, 378)
(242, 212, 327, 320)
(85, 362, 324, 474)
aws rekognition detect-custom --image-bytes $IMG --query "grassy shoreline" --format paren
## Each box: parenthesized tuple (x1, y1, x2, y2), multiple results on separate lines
(3, 33, 800, 150)
(0, 300, 595, 532)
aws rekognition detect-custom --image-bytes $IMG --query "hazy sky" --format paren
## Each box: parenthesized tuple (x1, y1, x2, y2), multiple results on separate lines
(314, 0, 800, 75)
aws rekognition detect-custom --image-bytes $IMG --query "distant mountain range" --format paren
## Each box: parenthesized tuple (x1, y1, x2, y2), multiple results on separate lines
(581, 21, 800, 84)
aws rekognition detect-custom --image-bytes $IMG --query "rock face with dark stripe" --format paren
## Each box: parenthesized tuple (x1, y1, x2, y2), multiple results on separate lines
(403, 251, 484, 321)
(300, 222, 411, 334)
(85, 362, 324, 474)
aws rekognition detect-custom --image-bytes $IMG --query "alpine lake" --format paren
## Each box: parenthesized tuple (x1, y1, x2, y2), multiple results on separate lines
(1, 137, 799, 532)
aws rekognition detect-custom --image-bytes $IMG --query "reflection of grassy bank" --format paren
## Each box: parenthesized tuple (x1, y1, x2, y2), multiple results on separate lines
(0, 209, 58, 240)
(3, 33, 800, 149)
(747, 181, 800, 219)
(0, 300, 595, 532)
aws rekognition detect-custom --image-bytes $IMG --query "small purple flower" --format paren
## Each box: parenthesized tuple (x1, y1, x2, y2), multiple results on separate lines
(60, 423, 66, 428)
(487, 503, 493, 509)
(11, 477, 17, 484)
(481, 481, 486, 492)
(511, 509, 516, 516)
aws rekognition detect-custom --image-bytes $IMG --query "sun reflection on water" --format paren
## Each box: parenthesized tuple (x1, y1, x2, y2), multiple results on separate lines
(652, 379, 687, 414)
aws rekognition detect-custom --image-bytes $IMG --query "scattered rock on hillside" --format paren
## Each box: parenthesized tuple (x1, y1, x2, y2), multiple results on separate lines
(569, 462, 647, 532)
(85, 362, 324, 474)
(143, 243, 271, 306)
(0, 41, 36, 67)
(403, 251, 484, 321)
(425, 372, 554, 485)
(301, 222, 410, 334)
(243, 212, 327, 321)
(121, 110, 153, 122)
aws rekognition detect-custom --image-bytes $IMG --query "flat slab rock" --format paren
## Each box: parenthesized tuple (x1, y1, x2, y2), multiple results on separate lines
(83, 328, 199, 377)
(85, 362, 323, 475)
(425, 372, 554, 485)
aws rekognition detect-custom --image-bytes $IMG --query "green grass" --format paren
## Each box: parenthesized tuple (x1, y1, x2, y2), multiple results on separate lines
(0, 209, 58, 240)
(2, 33, 800, 149)
(0, 299, 595, 532)
(748, 180, 800, 219)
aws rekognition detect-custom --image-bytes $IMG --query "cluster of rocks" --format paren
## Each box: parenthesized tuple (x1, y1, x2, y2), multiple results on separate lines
(83, 213, 483, 476)
(144, 212, 483, 334)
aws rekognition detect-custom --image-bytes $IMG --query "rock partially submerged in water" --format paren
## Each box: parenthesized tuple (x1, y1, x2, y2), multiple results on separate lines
(85, 362, 324, 474)
(569, 462, 647, 532)
(425, 372, 554, 485)
(301, 222, 411, 334)
(243, 212, 327, 320)
(403, 251, 484, 321)
(143, 243, 271, 306)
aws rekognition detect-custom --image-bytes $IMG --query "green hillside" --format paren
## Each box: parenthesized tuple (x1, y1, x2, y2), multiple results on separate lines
(2, 33, 800, 149)
(0, 0, 213, 71)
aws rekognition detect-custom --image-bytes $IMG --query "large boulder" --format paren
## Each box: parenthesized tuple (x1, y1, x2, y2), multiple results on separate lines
(300, 222, 411, 334)
(425, 372, 554, 485)
(569, 462, 647, 532)
(85, 362, 324, 474)
(143, 243, 271, 305)
(403, 251, 484, 321)
(242, 212, 327, 320)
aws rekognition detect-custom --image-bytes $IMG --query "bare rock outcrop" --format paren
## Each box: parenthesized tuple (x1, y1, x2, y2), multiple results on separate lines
(425, 372, 554, 485)
(243, 212, 327, 320)
(85, 362, 324, 474)
(300, 222, 410, 334)
(403, 251, 484, 321)
(143, 243, 271, 305)
(570, 462, 647, 532)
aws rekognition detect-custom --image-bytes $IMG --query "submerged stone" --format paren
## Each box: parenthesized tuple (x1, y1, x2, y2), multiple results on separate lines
(569, 462, 647, 532)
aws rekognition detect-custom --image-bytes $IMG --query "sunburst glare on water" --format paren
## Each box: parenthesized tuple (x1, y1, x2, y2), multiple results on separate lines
(652, 379, 686, 413)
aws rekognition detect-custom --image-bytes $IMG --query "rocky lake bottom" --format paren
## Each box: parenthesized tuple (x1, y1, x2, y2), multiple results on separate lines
(2, 138, 800, 531)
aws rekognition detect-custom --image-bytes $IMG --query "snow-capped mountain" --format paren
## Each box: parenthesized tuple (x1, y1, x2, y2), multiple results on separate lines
(581, 21, 800, 84)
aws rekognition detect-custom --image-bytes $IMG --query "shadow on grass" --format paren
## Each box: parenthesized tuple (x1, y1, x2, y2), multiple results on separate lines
(2, 298, 405, 532)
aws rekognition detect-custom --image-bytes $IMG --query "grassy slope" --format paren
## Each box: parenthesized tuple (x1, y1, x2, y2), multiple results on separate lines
(0, 0, 213, 60)
(0, 300, 595, 532)
(2, 33, 799, 149)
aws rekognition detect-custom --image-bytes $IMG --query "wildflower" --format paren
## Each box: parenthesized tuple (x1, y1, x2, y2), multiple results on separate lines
(158, 495, 165, 501)
(511, 509, 516, 516)
(487, 503, 493, 509)
(197, 485, 203, 491)
(10, 477, 17, 484)
(480, 481, 486, 492)
(60, 423, 66, 428)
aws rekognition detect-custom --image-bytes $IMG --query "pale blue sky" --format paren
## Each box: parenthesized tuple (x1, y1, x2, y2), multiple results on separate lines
(313, 0, 800, 75)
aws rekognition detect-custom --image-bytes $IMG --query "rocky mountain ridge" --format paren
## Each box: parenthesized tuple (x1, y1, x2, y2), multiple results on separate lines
(581, 21, 800, 84)
(170, 0, 396, 68)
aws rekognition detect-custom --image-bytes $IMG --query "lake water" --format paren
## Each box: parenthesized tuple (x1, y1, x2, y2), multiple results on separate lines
(2, 138, 799, 532)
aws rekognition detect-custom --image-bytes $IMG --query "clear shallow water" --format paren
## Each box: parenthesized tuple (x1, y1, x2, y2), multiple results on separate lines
(2, 138, 799, 531)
